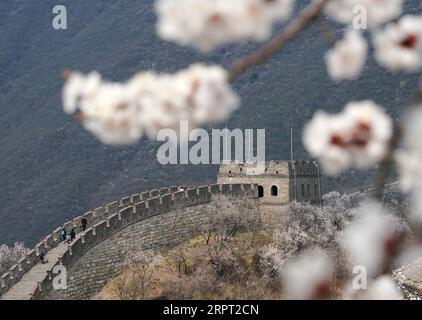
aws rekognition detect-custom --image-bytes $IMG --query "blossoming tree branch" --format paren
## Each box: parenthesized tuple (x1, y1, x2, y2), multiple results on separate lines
(60, 0, 422, 299)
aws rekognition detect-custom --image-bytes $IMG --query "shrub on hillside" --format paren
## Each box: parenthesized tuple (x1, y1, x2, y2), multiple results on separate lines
(109, 248, 162, 300)
(0, 242, 29, 276)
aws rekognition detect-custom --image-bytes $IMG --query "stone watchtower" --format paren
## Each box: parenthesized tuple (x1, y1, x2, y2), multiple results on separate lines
(217, 160, 322, 225)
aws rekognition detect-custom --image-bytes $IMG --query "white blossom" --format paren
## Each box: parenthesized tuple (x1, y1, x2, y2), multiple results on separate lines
(260, 243, 284, 276)
(339, 202, 403, 277)
(62, 64, 239, 144)
(62, 71, 101, 114)
(0, 242, 29, 276)
(374, 15, 422, 72)
(282, 249, 334, 300)
(125, 248, 162, 270)
(155, 0, 295, 52)
(303, 100, 393, 175)
(362, 276, 402, 300)
(325, 29, 368, 81)
(81, 82, 143, 145)
(325, 0, 403, 29)
(343, 275, 402, 300)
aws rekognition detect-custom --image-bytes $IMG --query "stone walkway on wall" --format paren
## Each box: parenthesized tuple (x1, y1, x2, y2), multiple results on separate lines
(1, 185, 233, 300)
(1, 238, 77, 300)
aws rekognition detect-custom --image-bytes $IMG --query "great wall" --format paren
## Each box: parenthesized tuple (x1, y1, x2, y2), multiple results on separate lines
(0, 183, 260, 300)
(1, 159, 422, 300)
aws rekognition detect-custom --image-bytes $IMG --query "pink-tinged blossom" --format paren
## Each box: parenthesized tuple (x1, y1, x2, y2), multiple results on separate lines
(62, 71, 101, 114)
(62, 64, 239, 145)
(325, 0, 403, 29)
(374, 15, 422, 72)
(282, 249, 334, 300)
(339, 202, 404, 278)
(155, 0, 295, 52)
(303, 101, 393, 175)
(325, 29, 368, 81)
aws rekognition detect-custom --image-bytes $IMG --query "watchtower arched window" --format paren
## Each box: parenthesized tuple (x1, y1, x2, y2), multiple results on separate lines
(271, 185, 278, 196)
(258, 185, 264, 198)
(307, 184, 310, 196)
(301, 184, 305, 196)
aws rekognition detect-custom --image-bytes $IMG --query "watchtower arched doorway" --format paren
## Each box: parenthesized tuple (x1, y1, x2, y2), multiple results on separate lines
(258, 185, 264, 198)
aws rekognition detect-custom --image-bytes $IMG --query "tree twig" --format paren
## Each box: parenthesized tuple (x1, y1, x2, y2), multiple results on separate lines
(228, 0, 330, 83)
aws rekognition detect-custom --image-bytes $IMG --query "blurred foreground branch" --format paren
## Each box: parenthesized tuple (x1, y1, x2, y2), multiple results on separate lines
(228, 0, 330, 83)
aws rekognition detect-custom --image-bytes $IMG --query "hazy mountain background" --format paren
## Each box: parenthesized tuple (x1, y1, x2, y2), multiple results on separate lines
(0, 0, 420, 246)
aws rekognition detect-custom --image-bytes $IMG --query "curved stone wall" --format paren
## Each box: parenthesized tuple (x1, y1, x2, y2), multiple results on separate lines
(0, 186, 183, 298)
(0, 184, 259, 300)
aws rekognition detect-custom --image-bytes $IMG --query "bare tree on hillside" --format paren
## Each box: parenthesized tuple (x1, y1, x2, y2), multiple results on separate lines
(261, 192, 355, 278)
(110, 248, 161, 300)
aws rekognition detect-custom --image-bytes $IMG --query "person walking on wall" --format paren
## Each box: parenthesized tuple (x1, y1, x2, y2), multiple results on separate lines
(70, 228, 76, 242)
(60, 227, 67, 241)
(39, 250, 46, 264)
(81, 218, 87, 231)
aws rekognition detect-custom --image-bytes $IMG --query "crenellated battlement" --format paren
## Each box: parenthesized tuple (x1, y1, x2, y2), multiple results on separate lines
(288, 160, 320, 177)
(0, 184, 258, 300)
(217, 160, 289, 177)
(217, 160, 320, 178)
(217, 160, 322, 211)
